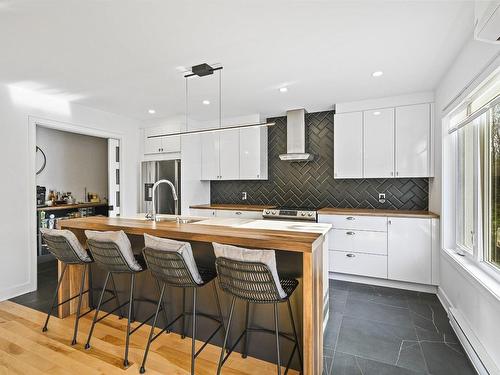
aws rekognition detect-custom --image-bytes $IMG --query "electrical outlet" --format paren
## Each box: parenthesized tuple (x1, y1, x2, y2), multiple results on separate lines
(378, 193, 386, 204)
(242, 191, 247, 200)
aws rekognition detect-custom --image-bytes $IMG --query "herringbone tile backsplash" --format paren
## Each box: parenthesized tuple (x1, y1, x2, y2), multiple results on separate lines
(211, 111, 428, 210)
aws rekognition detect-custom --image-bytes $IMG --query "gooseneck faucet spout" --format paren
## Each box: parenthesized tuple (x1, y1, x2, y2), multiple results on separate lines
(151, 179, 178, 221)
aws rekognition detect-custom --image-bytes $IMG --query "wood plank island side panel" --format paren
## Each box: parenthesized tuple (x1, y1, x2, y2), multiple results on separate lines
(57, 228, 89, 318)
(302, 239, 324, 375)
(58, 217, 321, 253)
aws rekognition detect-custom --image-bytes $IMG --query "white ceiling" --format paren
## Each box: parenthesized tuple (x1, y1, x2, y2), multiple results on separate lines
(0, 0, 474, 121)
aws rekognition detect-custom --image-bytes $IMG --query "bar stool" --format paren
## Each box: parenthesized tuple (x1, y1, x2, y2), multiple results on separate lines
(84, 230, 164, 368)
(139, 234, 226, 375)
(40, 228, 106, 345)
(213, 242, 303, 375)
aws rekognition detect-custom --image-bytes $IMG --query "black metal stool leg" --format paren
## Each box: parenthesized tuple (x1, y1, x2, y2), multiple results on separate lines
(42, 263, 68, 332)
(88, 263, 95, 310)
(71, 263, 87, 345)
(123, 273, 135, 368)
(212, 281, 227, 342)
(287, 299, 303, 373)
(181, 288, 187, 339)
(217, 296, 236, 375)
(110, 273, 124, 319)
(85, 271, 111, 350)
(191, 287, 197, 375)
(242, 301, 250, 358)
(155, 279, 169, 333)
(274, 303, 281, 375)
(140, 282, 165, 374)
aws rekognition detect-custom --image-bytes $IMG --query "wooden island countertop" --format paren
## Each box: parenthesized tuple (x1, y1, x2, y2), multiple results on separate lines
(58, 215, 328, 374)
(58, 216, 324, 253)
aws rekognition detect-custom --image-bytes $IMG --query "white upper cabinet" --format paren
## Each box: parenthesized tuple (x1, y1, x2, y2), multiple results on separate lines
(334, 112, 363, 178)
(143, 125, 181, 154)
(240, 126, 268, 180)
(201, 126, 267, 181)
(334, 93, 434, 179)
(363, 108, 395, 178)
(395, 104, 431, 177)
(219, 128, 240, 180)
(387, 217, 432, 285)
(201, 132, 220, 180)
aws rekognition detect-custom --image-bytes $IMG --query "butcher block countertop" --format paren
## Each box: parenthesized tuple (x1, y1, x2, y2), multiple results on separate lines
(317, 207, 439, 218)
(190, 203, 275, 212)
(58, 216, 326, 253)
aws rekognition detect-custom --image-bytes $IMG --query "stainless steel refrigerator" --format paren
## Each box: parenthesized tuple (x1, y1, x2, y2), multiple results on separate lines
(141, 160, 181, 215)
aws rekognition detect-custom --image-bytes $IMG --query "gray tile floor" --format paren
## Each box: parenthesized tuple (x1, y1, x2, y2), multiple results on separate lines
(324, 280, 477, 375)
(11, 259, 58, 315)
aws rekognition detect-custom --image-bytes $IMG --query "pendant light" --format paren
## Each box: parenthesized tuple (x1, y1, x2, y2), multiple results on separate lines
(148, 63, 275, 139)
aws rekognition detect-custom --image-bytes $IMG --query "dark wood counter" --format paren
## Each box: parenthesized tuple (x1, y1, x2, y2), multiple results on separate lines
(318, 207, 439, 218)
(190, 203, 275, 212)
(37, 202, 108, 212)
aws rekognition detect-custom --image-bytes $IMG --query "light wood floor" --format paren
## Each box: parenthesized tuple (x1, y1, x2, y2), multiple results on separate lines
(0, 301, 299, 375)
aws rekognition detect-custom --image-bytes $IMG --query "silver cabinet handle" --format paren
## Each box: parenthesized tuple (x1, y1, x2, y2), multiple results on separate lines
(346, 216, 355, 220)
(235, 211, 242, 215)
(396, 171, 399, 176)
(390, 171, 394, 176)
(346, 253, 356, 258)
(346, 231, 355, 235)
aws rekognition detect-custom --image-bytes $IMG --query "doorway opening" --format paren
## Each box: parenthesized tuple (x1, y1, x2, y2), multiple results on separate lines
(12, 120, 122, 315)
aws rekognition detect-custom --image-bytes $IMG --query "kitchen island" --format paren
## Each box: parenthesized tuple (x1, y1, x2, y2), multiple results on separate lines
(58, 216, 331, 375)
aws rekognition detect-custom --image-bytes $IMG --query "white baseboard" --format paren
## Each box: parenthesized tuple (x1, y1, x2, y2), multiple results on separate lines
(329, 272, 438, 294)
(0, 281, 35, 302)
(438, 287, 498, 375)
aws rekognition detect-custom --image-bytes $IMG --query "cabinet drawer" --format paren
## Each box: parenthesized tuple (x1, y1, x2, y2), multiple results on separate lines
(189, 209, 216, 217)
(330, 229, 387, 255)
(320, 214, 387, 231)
(215, 210, 262, 219)
(329, 250, 387, 279)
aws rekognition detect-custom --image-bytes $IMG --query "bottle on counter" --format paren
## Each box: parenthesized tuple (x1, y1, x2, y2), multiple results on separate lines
(48, 214, 55, 229)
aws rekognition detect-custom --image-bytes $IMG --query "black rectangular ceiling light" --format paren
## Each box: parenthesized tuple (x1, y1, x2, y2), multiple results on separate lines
(191, 63, 214, 77)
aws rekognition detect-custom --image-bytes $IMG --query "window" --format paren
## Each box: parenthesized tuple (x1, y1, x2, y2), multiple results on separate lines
(457, 122, 476, 254)
(450, 69, 500, 271)
(486, 101, 500, 268)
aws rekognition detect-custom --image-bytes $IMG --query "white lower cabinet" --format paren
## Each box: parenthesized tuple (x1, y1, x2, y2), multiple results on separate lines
(387, 217, 432, 284)
(329, 251, 387, 279)
(189, 208, 216, 217)
(189, 208, 262, 219)
(330, 229, 387, 255)
(319, 213, 438, 286)
(215, 209, 262, 219)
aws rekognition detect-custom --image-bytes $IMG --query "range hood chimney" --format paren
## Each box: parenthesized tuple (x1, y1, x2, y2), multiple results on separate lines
(279, 108, 313, 161)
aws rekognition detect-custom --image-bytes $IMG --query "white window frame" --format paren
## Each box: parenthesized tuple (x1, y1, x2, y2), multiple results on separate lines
(451, 96, 500, 278)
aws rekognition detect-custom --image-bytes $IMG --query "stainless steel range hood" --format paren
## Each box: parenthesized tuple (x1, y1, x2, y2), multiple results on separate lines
(279, 108, 314, 161)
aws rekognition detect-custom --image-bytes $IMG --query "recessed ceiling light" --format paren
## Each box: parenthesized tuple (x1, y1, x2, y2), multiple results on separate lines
(372, 71, 383, 77)
(148, 109, 156, 114)
(279, 87, 288, 93)
(202, 100, 210, 105)
(373, 111, 381, 116)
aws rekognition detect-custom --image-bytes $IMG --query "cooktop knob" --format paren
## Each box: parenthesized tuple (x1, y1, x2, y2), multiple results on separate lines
(308, 212, 313, 216)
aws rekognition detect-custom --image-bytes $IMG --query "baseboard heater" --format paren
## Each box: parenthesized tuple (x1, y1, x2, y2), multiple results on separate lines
(448, 307, 499, 375)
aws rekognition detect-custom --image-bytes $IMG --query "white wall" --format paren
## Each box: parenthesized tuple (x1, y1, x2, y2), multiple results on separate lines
(436, 38, 500, 372)
(36, 127, 108, 202)
(0, 83, 141, 300)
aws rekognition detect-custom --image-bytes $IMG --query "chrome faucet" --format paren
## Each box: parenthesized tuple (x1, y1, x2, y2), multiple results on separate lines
(148, 179, 178, 221)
